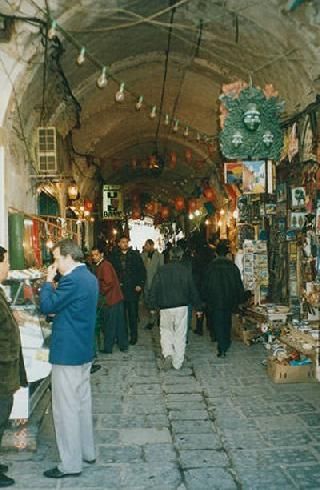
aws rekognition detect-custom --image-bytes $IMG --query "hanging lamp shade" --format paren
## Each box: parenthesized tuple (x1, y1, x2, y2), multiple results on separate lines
(169, 151, 177, 169)
(84, 199, 93, 212)
(185, 148, 192, 163)
(188, 198, 198, 213)
(67, 183, 79, 200)
(203, 187, 215, 201)
(175, 196, 185, 211)
(161, 206, 169, 220)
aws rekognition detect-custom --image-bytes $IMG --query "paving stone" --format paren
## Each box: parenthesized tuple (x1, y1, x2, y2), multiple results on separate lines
(298, 413, 320, 427)
(94, 430, 120, 445)
(92, 399, 124, 414)
(119, 428, 171, 445)
(166, 394, 203, 402)
(174, 433, 221, 450)
(260, 429, 313, 447)
(171, 420, 214, 434)
(235, 466, 295, 490)
(130, 384, 162, 395)
(163, 384, 202, 394)
(60, 467, 121, 488)
(166, 401, 206, 411)
(286, 464, 320, 489)
(143, 443, 177, 462)
(253, 415, 306, 431)
(184, 468, 236, 490)
(179, 449, 229, 468)
(275, 401, 317, 414)
(120, 462, 181, 488)
(98, 445, 142, 463)
(124, 402, 167, 415)
(230, 447, 318, 466)
(169, 410, 209, 421)
(97, 414, 169, 429)
(222, 430, 266, 449)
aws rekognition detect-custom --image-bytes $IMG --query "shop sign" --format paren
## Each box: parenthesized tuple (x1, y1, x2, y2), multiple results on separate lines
(103, 185, 124, 219)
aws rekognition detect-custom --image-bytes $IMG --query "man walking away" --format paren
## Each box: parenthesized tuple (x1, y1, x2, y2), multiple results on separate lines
(110, 235, 146, 345)
(149, 247, 202, 371)
(0, 246, 28, 487)
(141, 239, 164, 330)
(40, 239, 98, 479)
(91, 246, 128, 353)
(205, 242, 245, 357)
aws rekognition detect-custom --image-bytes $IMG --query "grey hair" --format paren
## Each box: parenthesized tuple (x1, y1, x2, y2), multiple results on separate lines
(52, 239, 84, 261)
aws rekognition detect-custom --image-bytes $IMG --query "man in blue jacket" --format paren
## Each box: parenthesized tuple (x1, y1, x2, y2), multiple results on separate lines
(40, 239, 98, 479)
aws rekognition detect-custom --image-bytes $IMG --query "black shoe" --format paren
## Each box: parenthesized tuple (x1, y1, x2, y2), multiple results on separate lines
(217, 351, 226, 358)
(83, 459, 96, 464)
(144, 323, 153, 330)
(0, 473, 14, 487)
(0, 465, 8, 474)
(43, 467, 81, 479)
(194, 329, 203, 336)
(129, 338, 137, 345)
(90, 364, 101, 374)
(120, 348, 128, 352)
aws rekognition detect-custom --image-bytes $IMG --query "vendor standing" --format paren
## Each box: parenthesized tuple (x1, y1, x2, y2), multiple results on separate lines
(0, 246, 27, 488)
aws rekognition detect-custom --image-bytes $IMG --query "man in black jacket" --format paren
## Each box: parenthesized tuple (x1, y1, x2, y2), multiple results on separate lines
(149, 247, 202, 370)
(205, 242, 245, 357)
(110, 236, 146, 345)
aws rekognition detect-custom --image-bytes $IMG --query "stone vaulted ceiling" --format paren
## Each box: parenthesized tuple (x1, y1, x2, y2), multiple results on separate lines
(2, 0, 320, 200)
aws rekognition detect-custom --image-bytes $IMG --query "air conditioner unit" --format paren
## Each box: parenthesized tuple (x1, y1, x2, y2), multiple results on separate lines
(37, 127, 57, 174)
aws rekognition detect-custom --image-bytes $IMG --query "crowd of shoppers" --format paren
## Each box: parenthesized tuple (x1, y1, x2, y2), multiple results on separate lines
(0, 233, 248, 485)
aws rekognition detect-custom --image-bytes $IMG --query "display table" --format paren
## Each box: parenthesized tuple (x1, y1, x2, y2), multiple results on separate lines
(3, 270, 52, 420)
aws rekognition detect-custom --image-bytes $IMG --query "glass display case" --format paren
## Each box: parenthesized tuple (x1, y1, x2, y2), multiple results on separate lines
(3, 269, 52, 419)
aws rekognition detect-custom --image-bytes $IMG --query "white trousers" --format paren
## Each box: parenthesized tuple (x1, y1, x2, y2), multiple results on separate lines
(51, 363, 95, 474)
(160, 306, 188, 369)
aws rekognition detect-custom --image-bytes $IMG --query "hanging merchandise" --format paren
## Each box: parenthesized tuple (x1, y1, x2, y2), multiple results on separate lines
(287, 123, 299, 162)
(219, 83, 284, 160)
(243, 239, 269, 303)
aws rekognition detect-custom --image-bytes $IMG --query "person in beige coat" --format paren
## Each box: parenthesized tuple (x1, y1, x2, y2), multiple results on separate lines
(141, 239, 164, 330)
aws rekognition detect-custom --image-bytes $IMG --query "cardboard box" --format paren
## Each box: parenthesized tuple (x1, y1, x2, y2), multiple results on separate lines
(267, 358, 316, 384)
(231, 314, 242, 340)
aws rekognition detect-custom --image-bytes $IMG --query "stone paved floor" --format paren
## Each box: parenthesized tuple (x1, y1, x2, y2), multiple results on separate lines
(3, 320, 320, 490)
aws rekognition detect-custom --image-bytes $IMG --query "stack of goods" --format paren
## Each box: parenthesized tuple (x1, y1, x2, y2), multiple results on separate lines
(266, 339, 315, 383)
(243, 240, 269, 303)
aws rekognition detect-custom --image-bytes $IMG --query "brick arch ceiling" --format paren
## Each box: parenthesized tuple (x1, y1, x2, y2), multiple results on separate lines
(8, 0, 320, 198)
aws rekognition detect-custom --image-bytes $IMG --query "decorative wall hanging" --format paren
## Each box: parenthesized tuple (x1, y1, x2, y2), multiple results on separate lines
(219, 83, 284, 160)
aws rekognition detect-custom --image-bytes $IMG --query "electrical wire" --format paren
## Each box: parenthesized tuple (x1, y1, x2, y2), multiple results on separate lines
(154, 1, 176, 146)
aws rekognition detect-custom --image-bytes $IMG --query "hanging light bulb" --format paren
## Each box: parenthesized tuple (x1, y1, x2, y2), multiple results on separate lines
(77, 47, 86, 65)
(135, 96, 143, 111)
(220, 209, 225, 216)
(164, 114, 170, 126)
(48, 20, 57, 40)
(232, 209, 239, 219)
(184, 126, 189, 138)
(115, 82, 125, 102)
(150, 105, 157, 119)
(46, 237, 53, 249)
(173, 119, 179, 132)
(97, 67, 108, 89)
